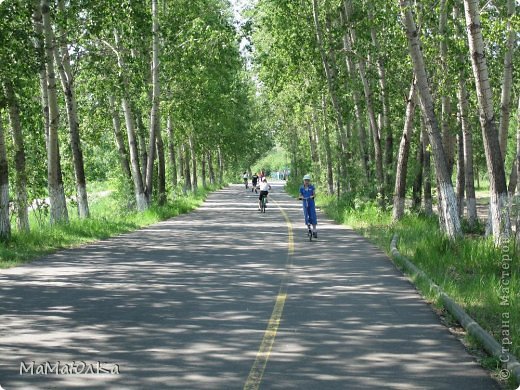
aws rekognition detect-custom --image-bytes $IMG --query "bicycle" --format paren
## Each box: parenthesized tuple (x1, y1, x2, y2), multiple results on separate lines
(260, 193, 267, 213)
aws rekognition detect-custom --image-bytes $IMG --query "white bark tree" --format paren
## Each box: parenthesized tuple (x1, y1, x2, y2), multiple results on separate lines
(3, 81, 29, 232)
(55, 0, 89, 218)
(41, 0, 69, 224)
(399, 0, 462, 239)
(0, 112, 10, 240)
(463, 0, 511, 244)
(393, 81, 416, 221)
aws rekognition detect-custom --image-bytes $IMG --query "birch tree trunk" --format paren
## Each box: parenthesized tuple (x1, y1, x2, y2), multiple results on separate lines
(183, 143, 192, 192)
(217, 145, 224, 184)
(321, 94, 334, 194)
(42, 0, 68, 224)
(439, 0, 455, 178)
(312, 0, 348, 184)
(145, 0, 160, 202)
(166, 114, 178, 188)
(201, 153, 207, 188)
(411, 129, 424, 210)
(368, 4, 392, 200)
(33, 1, 65, 218)
(113, 30, 148, 211)
(399, 0, 461, 238)
(393, 82, 416, 221)
(454, 4, 478, 227)
(208, 151, 215, 185)
(108, 95, 132, 181)
(0, 115, 10, 240)
(179, 144, 188, 194)
(422, 123, 433, 216)
(459, 75, 478, 226)
(498, 0, 515, 160)
(463, 0, 511, 243)
(55, 0, 89, 218)
(345, 0, 384, 202)
(189, 135, 198, 191)
(32, 1, 49, 142)
(156, 129, 166, 205)
(456, 129, 465, 217)
(341, 10, 369, 182)
(3, 81, 29, 232)
(136, 115, 148, 185)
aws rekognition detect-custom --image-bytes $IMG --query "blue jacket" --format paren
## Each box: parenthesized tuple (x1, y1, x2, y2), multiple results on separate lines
(299, 185, 315, 202)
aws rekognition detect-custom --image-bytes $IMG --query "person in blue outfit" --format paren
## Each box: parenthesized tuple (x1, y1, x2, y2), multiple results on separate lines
(298, 174, 318, 238)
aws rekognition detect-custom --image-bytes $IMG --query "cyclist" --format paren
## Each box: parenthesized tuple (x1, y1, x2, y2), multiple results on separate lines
(243, 171, 249, 189)
(251, 172, 259, 193)
(298, 174, 317, 238)
(258, 177, 271, 211)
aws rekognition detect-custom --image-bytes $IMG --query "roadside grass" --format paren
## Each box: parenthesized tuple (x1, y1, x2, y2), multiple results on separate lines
(286, 183, 519, 383)
(0, 183, 219, 268)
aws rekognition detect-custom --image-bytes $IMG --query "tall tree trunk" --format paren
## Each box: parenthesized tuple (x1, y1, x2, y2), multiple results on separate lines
(54, 3, 89, 218)
(201, 152, 207, 188)
(146, 0, 160, 202)
(454, 4, 477, 227)
(312, 0, 348, 186)
(189, 135, 198, 191)
(217, 145, 224, 184)
(183, 143, 192, 192)
(399, 0, 461, 238)
(208, 151, 215, 185)
(113, 30, 148, 211)
(3, 81, 29, 231)
(156, 129, 166, 205)
(179, 144, 187, 194)
(456, 129, 465, 217)
(310, 107, 323, 176)
(341, 11, 369, 182)
(411, 129, 424, 210)
(393, 81, 416, 221)
(439, 0, 455, 178)
(463, 0, 511, 243)
(498, 0, 515, 160)
(422, 124, 433, 216)
(33, 2, 67, 219)
(108, 95, 132, 181)
(368, 4, 392, 200)
(345, 0, 384, 203)
(136, 113, 147, 186)
(166, 114, 178, 188)
(459, 81, 478, 224)
(32, 1, 49, 144)
(42, 0, 68, 224)
(321, 94, 334, 194)
(0, 114, 10, 240)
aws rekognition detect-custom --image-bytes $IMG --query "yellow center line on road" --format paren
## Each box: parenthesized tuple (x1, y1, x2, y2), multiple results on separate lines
(243, 196, 294, 390)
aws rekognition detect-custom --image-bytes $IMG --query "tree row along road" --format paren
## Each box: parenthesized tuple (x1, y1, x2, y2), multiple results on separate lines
(0, 184, 499, 389)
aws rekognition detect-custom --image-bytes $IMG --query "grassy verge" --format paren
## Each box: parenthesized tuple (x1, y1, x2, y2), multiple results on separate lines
(286, 182, 519, 386)
(0, 183, 219, 268)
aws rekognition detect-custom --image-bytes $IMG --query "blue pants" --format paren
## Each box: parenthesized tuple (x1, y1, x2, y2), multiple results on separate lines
(303, 200, 317, 225)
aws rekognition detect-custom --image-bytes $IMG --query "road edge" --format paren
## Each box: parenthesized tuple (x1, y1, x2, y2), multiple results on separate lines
(390, 234, 520, 387)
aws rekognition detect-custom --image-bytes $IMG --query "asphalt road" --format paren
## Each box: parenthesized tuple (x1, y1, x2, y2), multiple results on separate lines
(0, 184, 500, 389)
